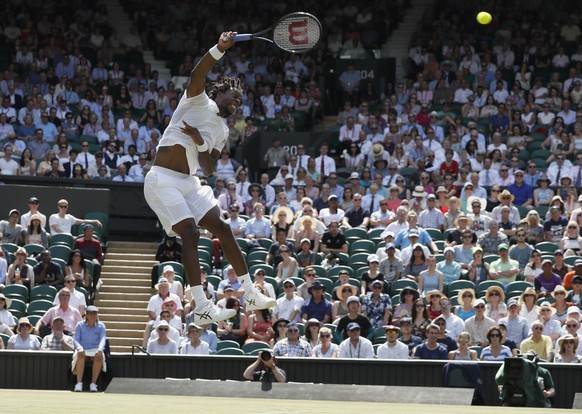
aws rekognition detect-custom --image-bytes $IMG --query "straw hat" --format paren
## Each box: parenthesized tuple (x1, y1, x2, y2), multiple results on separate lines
(485, 285, 505, 302)
(457, 288, 475, 306)
(425, 289, 443, 299)
(371, 143, 384, 156)
(412, 186, 427, 198)
(454, 213, 473, 227)
(538, 301, 557, 315)
(271, 206, 293, 224)
(519, 287, 538, 305)
(338, 283, 358, 297)
(557, 334, 580, 349)
(552, 285, 568, 298)
(497, 189, 515, 203)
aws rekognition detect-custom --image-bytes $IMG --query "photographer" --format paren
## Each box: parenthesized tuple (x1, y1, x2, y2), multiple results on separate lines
(243, 350, 286, 383)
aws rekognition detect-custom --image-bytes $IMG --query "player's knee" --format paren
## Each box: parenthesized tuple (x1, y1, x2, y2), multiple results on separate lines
(173, 221, 200, 243)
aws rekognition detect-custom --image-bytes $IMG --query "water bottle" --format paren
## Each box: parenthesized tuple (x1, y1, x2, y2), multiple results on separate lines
(15, 267, 21, 280)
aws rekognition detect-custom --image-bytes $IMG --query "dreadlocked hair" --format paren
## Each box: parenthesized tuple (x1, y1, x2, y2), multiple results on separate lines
(208, 76, 241, 100)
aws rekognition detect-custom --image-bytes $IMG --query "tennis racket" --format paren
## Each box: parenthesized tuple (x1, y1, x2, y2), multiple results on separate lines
(231, 12, 321, 53)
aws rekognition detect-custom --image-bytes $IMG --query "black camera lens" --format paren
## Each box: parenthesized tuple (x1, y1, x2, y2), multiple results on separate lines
(260, 350, 272, 361)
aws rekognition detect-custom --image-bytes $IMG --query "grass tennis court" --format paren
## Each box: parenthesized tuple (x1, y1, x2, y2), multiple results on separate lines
(1, 390, 580, 413)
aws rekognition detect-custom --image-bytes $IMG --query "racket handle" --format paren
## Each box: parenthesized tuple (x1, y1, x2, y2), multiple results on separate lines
(233, 34, 253, 42)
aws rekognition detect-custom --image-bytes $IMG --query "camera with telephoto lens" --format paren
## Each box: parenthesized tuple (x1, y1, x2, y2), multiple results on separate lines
(260, 350, 272, 361)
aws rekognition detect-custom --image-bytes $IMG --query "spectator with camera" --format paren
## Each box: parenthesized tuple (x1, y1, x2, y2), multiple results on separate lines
(243, 349, 286, 383)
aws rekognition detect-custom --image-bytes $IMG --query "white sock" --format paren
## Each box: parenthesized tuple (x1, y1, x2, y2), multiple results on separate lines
(238, 273, 253, 291)
(191, 285, 207, 308)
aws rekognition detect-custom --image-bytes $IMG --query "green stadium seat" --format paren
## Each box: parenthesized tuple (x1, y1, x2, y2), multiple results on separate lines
(48, 245, 72, 262)
(8, 298, 27, 319)
(217, 340, 240, 351)
(343, 228, 368, 243)
(217, 348, 245, 355)
(27, 299, 54, 316)
(49, 233, 75, 248)
(30, 285, 58, 302)
(241, 341, 270, 354)
(390, 280, 418, 296)
(3, 285, 29, 302)
(349, 240, 376, 254)
(248, 264, 275, 277)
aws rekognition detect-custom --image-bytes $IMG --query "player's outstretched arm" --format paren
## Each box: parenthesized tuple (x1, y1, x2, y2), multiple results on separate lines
(187, 32, 236, 98)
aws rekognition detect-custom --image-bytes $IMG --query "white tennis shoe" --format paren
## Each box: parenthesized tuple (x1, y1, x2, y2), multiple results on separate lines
(194, 300, 236, 325)
(245, 288, 277, 311)
(74, 382, 83, 392)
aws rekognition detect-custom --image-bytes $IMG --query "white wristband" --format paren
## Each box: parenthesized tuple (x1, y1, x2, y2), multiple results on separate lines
(197, 141, 209, 152)
(209, 45, 225, 60)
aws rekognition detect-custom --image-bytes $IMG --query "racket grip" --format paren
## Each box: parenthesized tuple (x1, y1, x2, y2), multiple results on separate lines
(233, 34, 253, 42)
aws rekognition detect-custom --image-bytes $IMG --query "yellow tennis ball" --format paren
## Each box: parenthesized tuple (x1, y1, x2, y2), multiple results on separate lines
(477, 12, 492, 25)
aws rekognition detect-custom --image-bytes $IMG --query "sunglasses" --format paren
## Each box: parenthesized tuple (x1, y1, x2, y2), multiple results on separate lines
(320, 334, 331, 338)
(489, 292, 500, 296)
(65, 280, 76, 284)
(287, 329, 299, 333)
(532, 326, 544, 331)
(489, 334, 501, 338)
(386, 329, 399, 335)
(158, 328, 169, 331)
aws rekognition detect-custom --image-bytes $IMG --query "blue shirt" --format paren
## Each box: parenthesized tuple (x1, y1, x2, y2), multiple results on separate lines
(394, 227, 432, 249)
(301, 298, 332, 322)
(35, 122, 59, 142)
(74, 321, 107, 352)
(413, 343, 448, 359)
(506, 183, 533, 206)
(436, 260, 462, 284)
(244, 217, 271, 238)
(498, 315, 530, 345)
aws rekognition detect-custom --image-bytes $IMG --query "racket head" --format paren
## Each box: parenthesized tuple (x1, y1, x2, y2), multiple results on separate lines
(272, 12, 322, 53)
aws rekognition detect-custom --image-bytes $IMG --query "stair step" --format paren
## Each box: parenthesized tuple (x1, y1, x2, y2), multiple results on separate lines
(108, 337, 146, 348)
(97, 292, 151, 301)
(101, 320, 148, 330)
(99, 285, 152, 294)
(106, 328, 144, 338)
(106, 252, 156, 261)
(94, 299, 149, 308)
(109, 242, 159, 250)
(102, 265, 153, 273)
(100, 313, 149, 322)
(101, 272, 150, 279)
(104, 259, 156, 267)
(103, 278, 151, 287)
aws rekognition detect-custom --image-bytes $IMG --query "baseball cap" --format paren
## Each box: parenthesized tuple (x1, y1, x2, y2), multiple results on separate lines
(385, 243, 396, 250)
(86, 305, 99, 313)
(346, 322, 361, 331)
(444, 246, 455, 255)
(346, 296, 360, 305)
(473, 299, 486, 307)
(498, 243, 508, 251)
(328, 194, 338, 200)
(507, 298, 519, 307)
(162, 265, 175, 274)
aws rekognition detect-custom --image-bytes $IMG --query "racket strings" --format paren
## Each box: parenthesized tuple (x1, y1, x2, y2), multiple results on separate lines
(273, 16, 321, 52)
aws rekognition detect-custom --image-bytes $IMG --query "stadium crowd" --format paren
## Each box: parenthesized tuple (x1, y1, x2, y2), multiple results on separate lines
(1, 0, 582, 370)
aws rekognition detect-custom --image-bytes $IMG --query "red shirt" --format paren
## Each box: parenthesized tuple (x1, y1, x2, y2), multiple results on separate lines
(74, 237, 103, 263)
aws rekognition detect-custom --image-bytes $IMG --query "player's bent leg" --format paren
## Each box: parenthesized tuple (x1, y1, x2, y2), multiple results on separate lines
(172, 218, 235, 324)
(200, 207, 276, 311)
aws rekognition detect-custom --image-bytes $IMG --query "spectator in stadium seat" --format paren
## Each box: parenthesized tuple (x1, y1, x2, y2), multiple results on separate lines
(54, 275, 86, 315)
(8, 317, 40, 350)
(320, 220, 348, 255)
(33, 250, 64, 290)
(49, 199, 102, 237)
(464, 299, 496, 347)
(40, 315, 74, 351)
(0, 209, 25, 245)
(272, 321, 311, 357)
(74, 224, 103, 290)
(146, 319, 178, 355)
(478, 221, 509, 255)
(338, 321, 374, 359)
(36, 288, 82, 335)
(301, 281, 332, 324)
(273, 279, 303, 324)
(413, 323, 448, 360)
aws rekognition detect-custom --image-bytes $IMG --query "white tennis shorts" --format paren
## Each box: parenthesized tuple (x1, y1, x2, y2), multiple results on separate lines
(144, 166, 218, 236)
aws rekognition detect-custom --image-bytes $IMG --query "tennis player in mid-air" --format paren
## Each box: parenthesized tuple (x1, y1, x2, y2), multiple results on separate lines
(144, 31, 276, 324)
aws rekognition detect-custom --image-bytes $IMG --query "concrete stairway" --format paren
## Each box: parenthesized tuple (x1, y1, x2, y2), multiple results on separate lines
(102, 0, 171, 80)
(382, 0, 433, 83)
(95, 241, 159, 353)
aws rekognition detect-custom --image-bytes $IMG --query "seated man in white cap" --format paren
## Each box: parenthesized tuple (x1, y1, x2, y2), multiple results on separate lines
(436, 247, 462, 285)
(464, 299, 496, 346)
(273, 279, 304, 323)
(144, 308, 182, 348)
(376, 325, 409, 359)
(338, 322, 375, 359)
